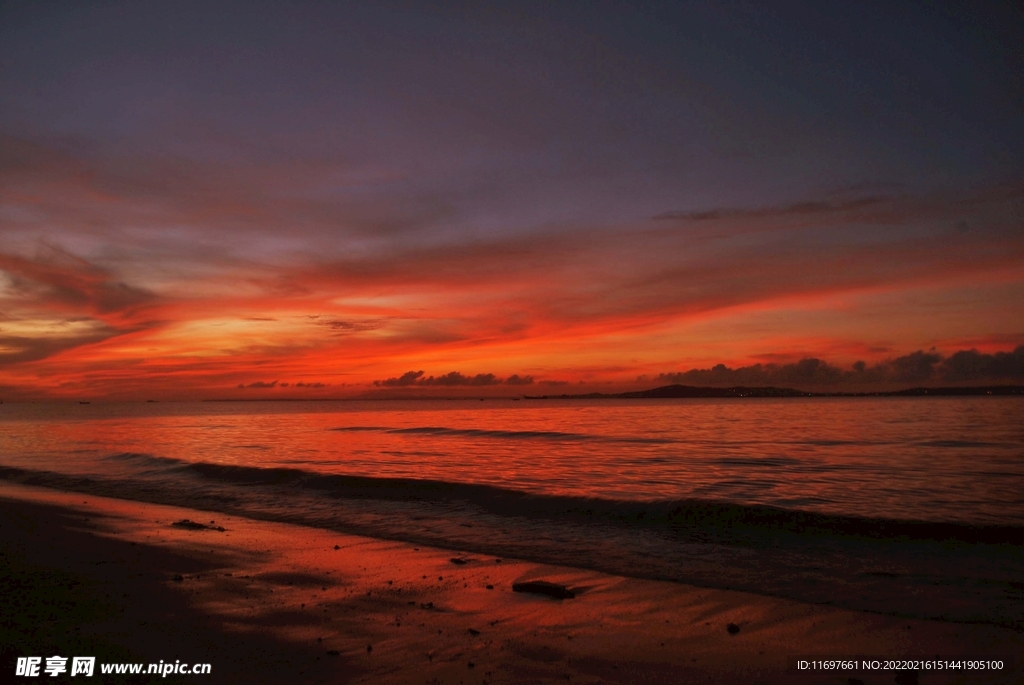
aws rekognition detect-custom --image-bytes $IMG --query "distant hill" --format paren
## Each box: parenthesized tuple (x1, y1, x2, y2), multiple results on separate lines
(620, 385, 808, 398)
(523, 384, 1024, 399)
(871, 386, 1024, 396)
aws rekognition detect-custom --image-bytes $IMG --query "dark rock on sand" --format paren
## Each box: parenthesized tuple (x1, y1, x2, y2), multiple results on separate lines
(171, 519, 225, 532)
(468, 628, 480, 636)
(726, 623, 740, 634)
(172, 519, 207, 530)
(172, 574, 184, 582)
(512, 580, 575, 599)
(326, 650, 340, 656)
(450, 557, 470, 565)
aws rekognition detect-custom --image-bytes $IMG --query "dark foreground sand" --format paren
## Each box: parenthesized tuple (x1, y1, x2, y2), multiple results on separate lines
(1, 481, 1019, 684)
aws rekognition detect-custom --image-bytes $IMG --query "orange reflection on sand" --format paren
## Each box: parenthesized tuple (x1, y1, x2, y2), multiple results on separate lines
(5, 482, 1019, 685)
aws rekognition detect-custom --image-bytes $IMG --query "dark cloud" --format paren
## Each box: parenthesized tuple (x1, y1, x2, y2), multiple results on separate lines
(651, 195, 891, 222)
(0, 246, 161, 367)
(418, 372, 500, 387)
(0, 246, 155, 316)
(0, 330, 112, 365)
(653, 346, 1024, 390)
(887, 350, 943, 384)
(826, 181, 906, 197)
(237, 380, 278, 389)
(374, 370, 425, 387)
(373, 371, 534, 387)
(294, 381, 327, 388)
(319, 319, 384, 333)
(940, 347, 1024, 383)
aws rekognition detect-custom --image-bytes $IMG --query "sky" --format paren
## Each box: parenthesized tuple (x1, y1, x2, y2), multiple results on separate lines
(1, 1, 1022, 399)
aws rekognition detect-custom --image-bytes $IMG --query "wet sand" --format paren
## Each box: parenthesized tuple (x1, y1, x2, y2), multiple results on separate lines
(1, 481, 1019, 684)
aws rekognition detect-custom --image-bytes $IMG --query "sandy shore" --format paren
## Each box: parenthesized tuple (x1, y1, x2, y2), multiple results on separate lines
(1, 481, 1019, 684)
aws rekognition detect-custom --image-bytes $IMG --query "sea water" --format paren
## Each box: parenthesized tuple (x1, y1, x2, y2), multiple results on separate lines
(1, 397, 1021, 627)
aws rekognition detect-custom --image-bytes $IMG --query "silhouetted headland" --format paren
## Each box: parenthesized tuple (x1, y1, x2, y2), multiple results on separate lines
(524, 384, 1024, 399)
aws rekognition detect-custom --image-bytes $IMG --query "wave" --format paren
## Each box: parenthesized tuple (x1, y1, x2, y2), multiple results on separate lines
(713, 457, 803, 467)
(174, 461, 1020, 544)
(795, 439, 890, 446)
(331, 425, 674, 444)
(328, 428, 1014, 451)
(17, 456, 1022, 544)
(7, 457, 1021, 545)
(104, 452, 185, 465)
(915, 440, 1005, 448)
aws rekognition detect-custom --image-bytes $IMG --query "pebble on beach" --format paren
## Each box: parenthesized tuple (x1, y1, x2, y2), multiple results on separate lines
(512, 580, 575, 599)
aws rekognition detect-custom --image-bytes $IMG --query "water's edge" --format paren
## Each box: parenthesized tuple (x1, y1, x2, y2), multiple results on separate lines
(3, 464, 1021, 631)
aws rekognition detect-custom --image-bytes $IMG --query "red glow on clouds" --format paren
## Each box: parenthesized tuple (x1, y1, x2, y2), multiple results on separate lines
(1, 137, 1022, 399)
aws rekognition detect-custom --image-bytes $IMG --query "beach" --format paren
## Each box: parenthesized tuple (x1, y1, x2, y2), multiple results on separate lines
(4, 2, 1023, 681)
(3, 480, 1019, 685)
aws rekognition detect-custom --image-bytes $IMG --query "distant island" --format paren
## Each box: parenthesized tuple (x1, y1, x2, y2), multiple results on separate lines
(523, 384, 1024, 399)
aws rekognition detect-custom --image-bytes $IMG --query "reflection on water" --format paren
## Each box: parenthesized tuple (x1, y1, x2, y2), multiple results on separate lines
(1, 397, 1021, 524)
(1, 397, 1022, 627)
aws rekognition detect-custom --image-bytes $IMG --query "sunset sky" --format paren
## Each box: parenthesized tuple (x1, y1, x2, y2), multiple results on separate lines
(1, 1, 1022, 399)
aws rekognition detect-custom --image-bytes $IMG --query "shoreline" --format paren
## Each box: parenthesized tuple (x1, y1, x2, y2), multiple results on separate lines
(2, 481, 1020, 684)
(2, 385, 1022, 404)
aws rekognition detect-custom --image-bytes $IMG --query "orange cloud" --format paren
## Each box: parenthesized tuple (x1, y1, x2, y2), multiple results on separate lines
(2, 135, 1023, 399)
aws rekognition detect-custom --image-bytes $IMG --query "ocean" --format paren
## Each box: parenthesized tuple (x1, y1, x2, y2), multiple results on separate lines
(1, 397, 1022, 629)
